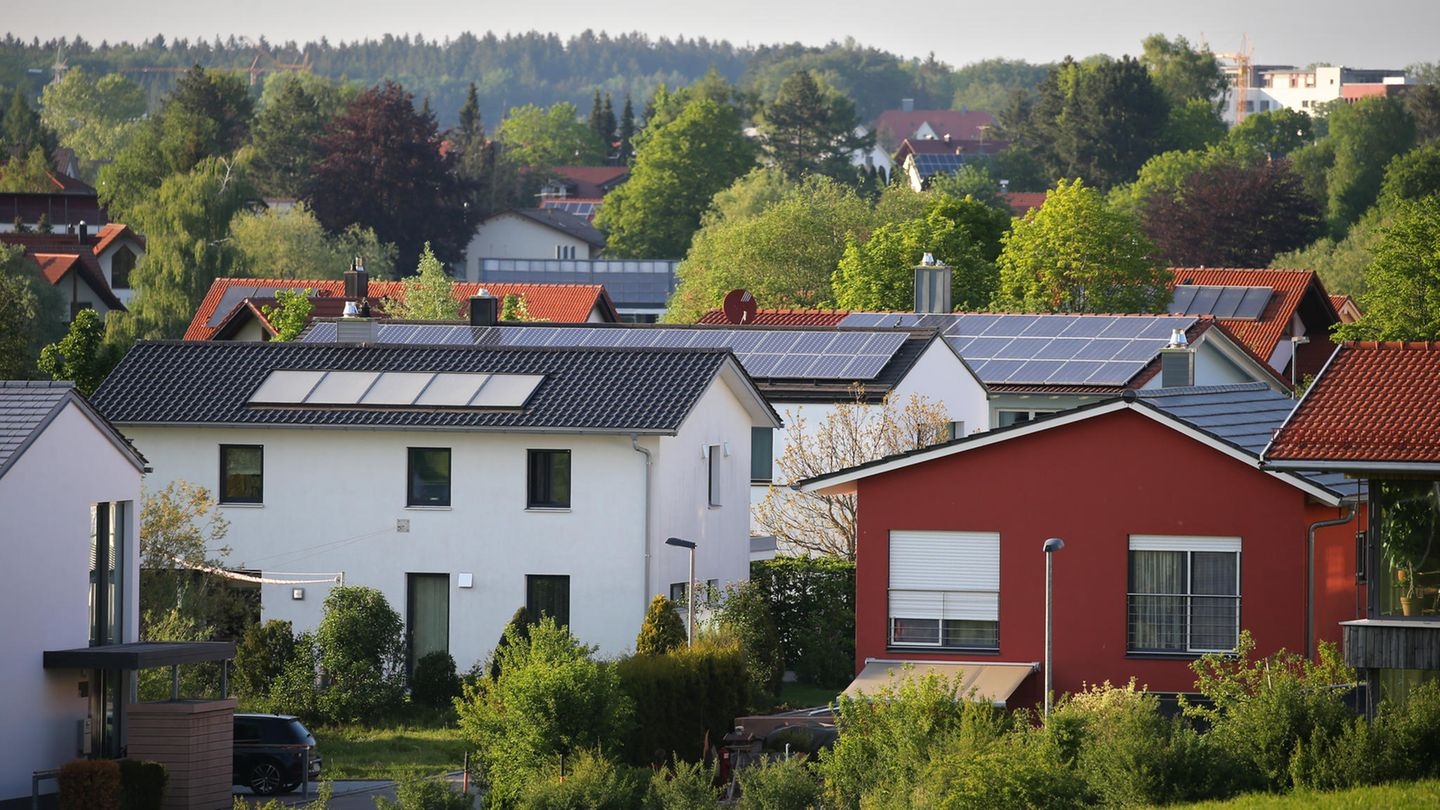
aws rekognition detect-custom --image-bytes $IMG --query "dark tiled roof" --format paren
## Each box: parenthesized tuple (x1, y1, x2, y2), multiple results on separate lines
(0, 380, 144, 480)
(92, 341, 740, 434)
(1266, 342, 1440, 466)
(1139, 382, 1355, 496)
(504, 208, 606, 248)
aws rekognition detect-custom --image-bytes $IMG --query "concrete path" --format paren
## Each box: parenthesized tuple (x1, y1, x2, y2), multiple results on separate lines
(236, 772, 475, 808)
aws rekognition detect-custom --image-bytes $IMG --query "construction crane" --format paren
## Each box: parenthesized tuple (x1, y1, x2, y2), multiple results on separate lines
(241, 38, 312, 87)
(1213, 34, 1254, 124)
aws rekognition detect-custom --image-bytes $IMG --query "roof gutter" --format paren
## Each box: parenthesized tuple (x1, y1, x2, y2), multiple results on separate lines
(1307, 504, 1357, 660)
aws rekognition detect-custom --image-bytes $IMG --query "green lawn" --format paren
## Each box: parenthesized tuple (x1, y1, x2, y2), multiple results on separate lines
(1172, 779, 1440, 809)
(315, 723, 472, 781)
(771, 681, 843, 712)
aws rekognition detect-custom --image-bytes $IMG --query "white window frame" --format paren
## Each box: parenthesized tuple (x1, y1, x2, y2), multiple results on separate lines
(888, 531, 999, 649)
(706, 444, 722, 507)
(1127, 535, 1241, 654)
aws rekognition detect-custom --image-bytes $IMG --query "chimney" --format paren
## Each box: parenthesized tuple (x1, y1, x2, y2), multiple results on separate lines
(1160, 329, 1194, 387)
(77, 220, 87, 242)
(336, 309, 378, 344)
(913, 253, 952, 314)
(469, 289, 499, 326)
(901, 98, 915, 112)
(343, 256, 368, 301)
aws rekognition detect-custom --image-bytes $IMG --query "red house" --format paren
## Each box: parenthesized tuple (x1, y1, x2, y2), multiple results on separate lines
(802, 384, 1363, 707)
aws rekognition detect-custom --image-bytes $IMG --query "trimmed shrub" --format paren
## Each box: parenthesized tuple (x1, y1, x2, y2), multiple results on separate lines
(636, 595, 687, 656)
(234, 619, 297, 700)
(118, 759, 167, 810)
(615, 640, 749, 765)
(706, 581, 783, 703)
(910, 727, 1086, 810)
(58, 758, 121, 810)
(735, 756, 820, 810)
(411, 650, 462, 709)
(517, 749, 645, 810)
(315, 585, 406, 723)
(645, 757, 722, 810)
(750, 556, 855, 687)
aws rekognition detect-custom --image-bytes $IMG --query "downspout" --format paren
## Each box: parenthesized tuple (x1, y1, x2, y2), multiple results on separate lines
(1308, 503, 1357, 659)
(631, 434, 652, 615)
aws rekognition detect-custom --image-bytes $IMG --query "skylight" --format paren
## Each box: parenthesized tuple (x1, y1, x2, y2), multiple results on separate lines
(248, 370, 543, 409)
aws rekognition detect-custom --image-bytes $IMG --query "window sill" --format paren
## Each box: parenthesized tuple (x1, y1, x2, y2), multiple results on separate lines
(1125, 651, 1224, 660)
(525, 506, 572, 513)
(406, 505, 453, 511)
(887, 645, 1000, 655)
(219, 502, 264, 508)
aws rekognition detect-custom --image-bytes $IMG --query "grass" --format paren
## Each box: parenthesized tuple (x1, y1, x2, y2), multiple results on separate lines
(1171, 779, 1440, 809)
(771, 681, 843, 712)
(316, 721, 472, 781)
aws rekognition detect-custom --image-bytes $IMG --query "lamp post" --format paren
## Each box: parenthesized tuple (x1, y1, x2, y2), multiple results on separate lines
(666, 537, 697, 647)
(1043, 537, 1065, 718)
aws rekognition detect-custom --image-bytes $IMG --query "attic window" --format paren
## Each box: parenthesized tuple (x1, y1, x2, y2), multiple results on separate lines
(248, 370, 543, 409)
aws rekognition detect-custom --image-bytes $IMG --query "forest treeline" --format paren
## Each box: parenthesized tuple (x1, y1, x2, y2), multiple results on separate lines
(0, 31, 1048, 127)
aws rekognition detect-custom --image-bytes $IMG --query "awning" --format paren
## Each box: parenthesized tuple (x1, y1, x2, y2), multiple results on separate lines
(842, 659, 1038, 708)
(43, 641, 235, 671)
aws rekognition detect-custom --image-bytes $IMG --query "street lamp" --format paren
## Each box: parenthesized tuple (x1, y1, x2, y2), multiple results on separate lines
(1043, 537, 1065, 718)
(666, 537, 697, 647)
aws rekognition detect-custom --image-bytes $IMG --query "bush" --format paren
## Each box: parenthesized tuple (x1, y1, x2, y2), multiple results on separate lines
(58, 758, 121, 810)
(455, 618, 634, 805)
(645, 757, 721, 810)
(1292, 677, 1440, 790)
(234, 619, 297, 700)
(516, 750, 646, 809)
(910, 728, 1085, 810)
(636, 595, 687, 656)
(411, 650, 462, 710)
(1049, 680, 1223, 807)
(374, 776, 473, 810)
(706, 581, 783, 704)
(485, 606, 534, 682)
(750, 556, 855, 687)
(261, 631, 321, 721)
(118, 759, 167, 810)
(615, 640, 749, 765)
(814, 666, 1012, 809)
(315, 585, 406, 723)
(1185, 633, 1357, 793)
(735, 756, 820, 810)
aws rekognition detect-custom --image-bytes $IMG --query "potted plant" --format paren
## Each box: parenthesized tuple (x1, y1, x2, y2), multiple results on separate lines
(1380, 481, 1438, 616)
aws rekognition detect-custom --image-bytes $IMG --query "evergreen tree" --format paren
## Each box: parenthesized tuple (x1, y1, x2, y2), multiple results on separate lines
(756, 70, 871, 184)
(457, 82, 483, 140)
(1, 86, 56, 162)
(618, 94, 636, 164)
(635, 595, 687, 655)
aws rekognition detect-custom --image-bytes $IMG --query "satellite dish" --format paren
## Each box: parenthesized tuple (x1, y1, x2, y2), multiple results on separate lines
(722, 289, 758, 324)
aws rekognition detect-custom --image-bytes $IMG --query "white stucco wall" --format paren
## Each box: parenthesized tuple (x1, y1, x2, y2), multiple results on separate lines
(94, 241, 142, 306)
(0, 403, 141, 802)
(465, 214, 596, 276)
(119, 378, 761, 666)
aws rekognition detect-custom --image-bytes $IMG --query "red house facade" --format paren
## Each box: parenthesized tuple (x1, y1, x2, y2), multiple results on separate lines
(804, 386, 1363, 707)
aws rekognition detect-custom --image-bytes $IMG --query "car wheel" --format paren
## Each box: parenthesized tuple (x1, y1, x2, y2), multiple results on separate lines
(248, 760, 285, 796)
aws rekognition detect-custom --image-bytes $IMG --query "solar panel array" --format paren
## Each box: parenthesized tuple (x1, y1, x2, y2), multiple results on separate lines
(304, 323, 913, 381)
(842, 312, 1197, 386)
(539, 200, 601, 221)
(249, 370, 544, 408)
(1169, 285, 1272, 320)
(910, 152, 965, 178)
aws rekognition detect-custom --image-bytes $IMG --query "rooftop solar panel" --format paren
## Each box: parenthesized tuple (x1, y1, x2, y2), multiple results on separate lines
(758, 331, 800, 352)
(791, 332, 836, 354)
(743, 354, 781, 377)
(771, 354, 819, 378)
(308, 371, 380, 403)
(997, 338, 1052, 360)
(844, 355, 891, 379)
(1096, 318, 1151, 339)
(1111, 340, 1168, 362)
(1170, 285, 1271, 320)
(1032, 338, 1089, 360)
(976, 358, 1027, 382)
(808, 355, 851, 377)
(1011, 360, 1067, 384)
(1044, 362, 1104, 385)
(1073, 340, 1124, 361)
(1089, 361, 1148, 386)
(1057, 317, 1110, 338)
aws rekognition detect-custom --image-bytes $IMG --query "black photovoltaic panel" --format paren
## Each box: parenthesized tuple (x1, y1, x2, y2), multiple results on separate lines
(1032, 338, 1090, 360)
(998, 338, 1051, 360)
(744, 354, 781, 377)
(1111, 340, 1166, 362)
(1045, 362, 1103, 385)
(772, 354, 819, 378)
(1057, 317, 1109, 338)
(758, 331, 801, 352)
(838, 312, 885, 328)
(1170, 285, 1272, 320)
(844, 355, 891, 379)
(1073, 340, 1123, 361)
(960, 336, 1016, 357)
(792, 332, 836, 354)
(1097, 318, 1150, 339)
(827, 332, 874, 354)
(1011, 360, 1067, 383)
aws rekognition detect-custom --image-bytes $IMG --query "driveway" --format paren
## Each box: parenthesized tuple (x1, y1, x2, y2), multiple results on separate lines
(235, 772, 475, 808)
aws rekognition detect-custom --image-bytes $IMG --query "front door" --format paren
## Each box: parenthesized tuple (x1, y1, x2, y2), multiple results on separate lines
(406, 573, 450, 677)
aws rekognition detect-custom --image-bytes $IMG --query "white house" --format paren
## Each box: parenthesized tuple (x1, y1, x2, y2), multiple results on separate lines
(92, 338, 779, 670)
(0, 381, 145, 802)
(464, 208, 607, 280)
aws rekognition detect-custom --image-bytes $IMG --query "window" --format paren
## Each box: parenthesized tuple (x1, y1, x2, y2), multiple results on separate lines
(1128, 536, 1240, 653)
(1375, 480, 1440, 618)
(111, 246, 136, 289)
(408, 447, 451, 506)
(527, 574, 570, 625)
(527, 449, 571, 508)
(220, 445, 264, 504)
(90, 501, 129, 646)
(555, 244, 576, 260)
(707, 444, 722, 506)
(997, 409, 1054, 427)
(889, 531, 999, 649)
(751, 428, 774, 483)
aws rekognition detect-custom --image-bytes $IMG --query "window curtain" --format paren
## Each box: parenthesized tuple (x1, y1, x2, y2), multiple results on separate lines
(1130, 550, 1185, 650)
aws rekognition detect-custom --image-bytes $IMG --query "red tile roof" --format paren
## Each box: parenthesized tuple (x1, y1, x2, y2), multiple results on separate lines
(547, 166, 630, 198)
(1168, 268, 1335, 364)
(1330, 295, 1362, 323)
(697, 308, 851, 326)
(92, 223, 143, 255)
(872, 109, 997, 147)
(30, 252, 126, 311)
(1003, 191, 1047, 216)
(185, 278, 618, 340)
(1267, 342, 1440, 465)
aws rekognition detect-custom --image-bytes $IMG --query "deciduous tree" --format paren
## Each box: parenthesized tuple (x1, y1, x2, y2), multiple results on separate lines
(0, 243, 64, 379)
(40, 67, 146, 178)
(383, 243, 461, 320)
(1339, 195, 1440, 340)
(307, 81, 473, 270)
(995, 178, 1169, 313)
(596, 96, 756, 259)
(250, 72, 353, 198)
(755, 389, 951, 560)
(495, 101, 605, 169)
(38, 308, 119, 394)
(1325, 96, 1416, 235)
(260, 288, 314, 341)
(229, 203, 396, 281)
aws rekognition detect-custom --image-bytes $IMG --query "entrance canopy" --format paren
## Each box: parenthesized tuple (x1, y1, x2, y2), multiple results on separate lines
(843, 659, 1038, 708)
(43, 641, 235, 670)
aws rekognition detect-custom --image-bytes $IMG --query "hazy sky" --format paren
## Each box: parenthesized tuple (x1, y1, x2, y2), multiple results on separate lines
(6, 0, 1435, 70)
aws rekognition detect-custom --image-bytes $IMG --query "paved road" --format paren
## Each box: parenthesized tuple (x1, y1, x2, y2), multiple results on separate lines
(236, 772, 475, 808)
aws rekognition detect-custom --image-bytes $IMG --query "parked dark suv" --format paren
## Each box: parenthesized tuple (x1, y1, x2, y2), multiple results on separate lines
(233, 713, 322, 795)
